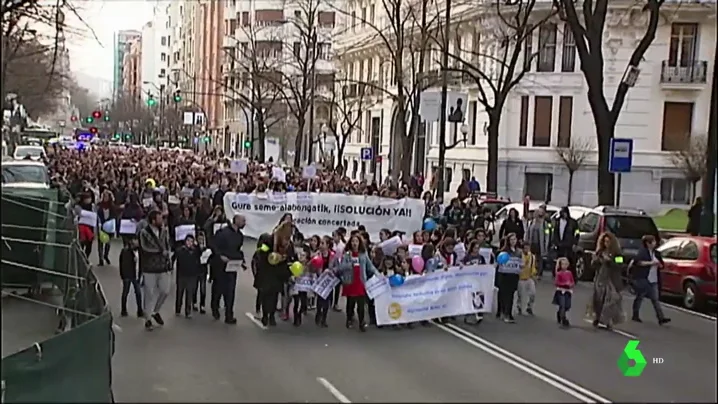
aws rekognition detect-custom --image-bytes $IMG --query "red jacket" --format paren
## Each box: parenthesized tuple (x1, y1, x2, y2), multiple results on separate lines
(78, 224, 95, 242)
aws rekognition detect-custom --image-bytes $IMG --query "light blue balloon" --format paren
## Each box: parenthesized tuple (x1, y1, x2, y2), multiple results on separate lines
(423, 218, 437, 231)
(497, 252, 510, 265)
(101, 220, 116, 235)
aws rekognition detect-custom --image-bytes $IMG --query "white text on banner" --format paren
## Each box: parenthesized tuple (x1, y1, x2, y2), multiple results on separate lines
(223, 192, 424, 239)
(374, 265, 496, 325)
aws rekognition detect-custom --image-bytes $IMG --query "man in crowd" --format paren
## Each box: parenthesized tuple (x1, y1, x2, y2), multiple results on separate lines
(526, 205, 552, 279)
(139, 210, 173, 331)
(552, 206, 580, 279)
(210, 214, 246, 324)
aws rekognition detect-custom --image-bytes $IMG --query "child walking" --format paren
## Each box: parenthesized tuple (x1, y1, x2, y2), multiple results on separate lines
(291, 245, 314, 326)
(119, 237, 143, 318)
(552, 257, 575, 328)
(516, 242, 537, 316)
(314, 236, 335, 327)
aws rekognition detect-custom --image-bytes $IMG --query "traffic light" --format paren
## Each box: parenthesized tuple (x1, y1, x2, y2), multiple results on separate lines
(85, 116, 94, 124)
(89, 127, 98, 134)
(243, 140, 251, 149)
(103, 112, 110, 121)
(70, 115, 78, 122)
(147, 96, 156, 107)
(203, 136, 211, 143)
(173, 90, 182, 103)
(92, 110, 102, 119)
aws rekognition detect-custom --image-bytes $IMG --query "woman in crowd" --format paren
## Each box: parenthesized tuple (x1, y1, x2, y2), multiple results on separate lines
(590, 232, 625, 330)
(96, 190, 116, 266)
(630, 235, 671, 325)
(499, 208, 525, 241)
(337, 234, 380, 332)
(76, 191, 96, 258)
(496, 233, 523, 323)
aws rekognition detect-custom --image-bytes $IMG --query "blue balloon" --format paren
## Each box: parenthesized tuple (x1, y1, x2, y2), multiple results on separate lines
(423, 218, 437, 231)
(101, 220, 116, 235)
(497, 252, 510, 265)
(389, 274, 405, 287)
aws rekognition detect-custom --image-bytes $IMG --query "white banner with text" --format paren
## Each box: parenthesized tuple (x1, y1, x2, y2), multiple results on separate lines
(374, 265, 496, 326)
(223, 192, 424, 239)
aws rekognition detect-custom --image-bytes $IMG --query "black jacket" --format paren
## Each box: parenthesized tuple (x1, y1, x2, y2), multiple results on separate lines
(175, 246, 201, 277)
(500, 218, 525, 241)
(118, 248, 139, 280)
(630, 247, 663, 286)
(551, 217, 579, 249)
(211, 225, 245, 273)
(254, 239, 294, 293)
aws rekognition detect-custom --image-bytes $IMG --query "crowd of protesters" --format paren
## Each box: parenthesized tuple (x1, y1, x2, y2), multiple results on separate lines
(49, 145, 671, 332)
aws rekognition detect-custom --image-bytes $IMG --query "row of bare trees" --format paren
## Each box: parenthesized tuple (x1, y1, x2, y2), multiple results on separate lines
(216, 0, 707, 205)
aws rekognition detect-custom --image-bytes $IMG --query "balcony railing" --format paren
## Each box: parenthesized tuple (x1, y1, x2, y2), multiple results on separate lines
(660, 60, 708, 84)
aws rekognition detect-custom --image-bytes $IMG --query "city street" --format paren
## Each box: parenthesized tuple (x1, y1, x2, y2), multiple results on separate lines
(95, 240, 717, 403)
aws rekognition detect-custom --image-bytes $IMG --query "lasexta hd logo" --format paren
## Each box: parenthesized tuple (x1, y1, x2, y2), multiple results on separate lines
(617, 340, 648, 377)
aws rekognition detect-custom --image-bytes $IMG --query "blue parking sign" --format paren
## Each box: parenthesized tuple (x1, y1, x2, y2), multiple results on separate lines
(609, 138, 633, 173)
(361, 147, 373, 161)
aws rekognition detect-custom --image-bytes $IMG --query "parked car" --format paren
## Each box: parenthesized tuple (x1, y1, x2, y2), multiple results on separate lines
(1, 160, 50, 189)
(463, 192, 511, 216)
(654, 236, 716, 311)
(12, 145, 46, 161)
(574, 206, 660, 281)
(492, 202, 559, 247)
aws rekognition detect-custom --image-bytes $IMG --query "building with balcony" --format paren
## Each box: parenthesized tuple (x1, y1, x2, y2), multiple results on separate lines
(221, 0, 339, 159)
(122, 38, 142, 101)
(334, 0, 715, 212)
(140, 4, 170, 102)
(113, 30, 141, 99)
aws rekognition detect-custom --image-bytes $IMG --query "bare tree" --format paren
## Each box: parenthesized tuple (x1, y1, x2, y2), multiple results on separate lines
(431, 0, 555, 193)
(553, 0, 669, 205)
(333, 0, 440, 182)
(669, 134, 708, 201)
(108, 94, 154, 144)
(555, 137, 593, 204)
(324, 77, 372, 169)
(219, 23, 286, 161)
(68, 81, 97, 118)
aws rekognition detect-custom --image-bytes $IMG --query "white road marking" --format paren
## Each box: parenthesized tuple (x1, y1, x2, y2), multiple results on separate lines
(435, 323, 612, 404)
(316, 377, 352, 403)
(582, 319, 638, 339)
(244, 312, 267, 330)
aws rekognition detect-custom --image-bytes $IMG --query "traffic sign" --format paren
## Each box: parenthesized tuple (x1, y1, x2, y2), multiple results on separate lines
(609, 138, 633, 173)
(361, 147, 373, 161)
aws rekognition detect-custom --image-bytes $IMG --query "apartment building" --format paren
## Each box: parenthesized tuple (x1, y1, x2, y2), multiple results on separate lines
(166, 1, 183, 96)
(140, 4, 170, 102)
(113, 30, 141, 99)
(221, 0, 339, 158)
(334, 0, 715, 212)
(122, 38, 142, 101)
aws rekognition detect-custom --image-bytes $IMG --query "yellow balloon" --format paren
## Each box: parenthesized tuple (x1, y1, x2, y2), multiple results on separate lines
(290, 261, 304, 277)
(99, 231, 110, 244)
(259, 244, 270, 253)
(268, 252, 283, 265)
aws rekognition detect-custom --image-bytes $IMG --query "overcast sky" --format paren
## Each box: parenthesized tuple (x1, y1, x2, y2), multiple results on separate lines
(64, 0, 154, 97)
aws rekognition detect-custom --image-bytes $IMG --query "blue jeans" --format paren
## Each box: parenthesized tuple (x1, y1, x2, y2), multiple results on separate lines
(632, 278, 665, 320)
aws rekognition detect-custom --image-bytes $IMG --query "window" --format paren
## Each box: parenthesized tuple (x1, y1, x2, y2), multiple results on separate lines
(519, 96, 529, 146)
(660, 178, 691, 204)
(678, 241, 700, 260)
(561, 24, 576, 72)
(161, 36, 167, 46)
(578, 213, 599, 233)
(241, 11, 249, 26)
(523, 28, 533, 70)
(255, 10, 284, 26)
(293, 42, 301, 58)
(537, 23, 557, 72)
(468, 100, 477, 145)
(414, 122, 426, 175)
(352, 160, 358, 178)
(605, 216, 658, 239)
(668, 23, 697, 67)
(351, 11, 356, 31)
(371, 117, 381, 174)
(472, 30, 480, 63)
(532, 96, 552, 147)
(318, 11, 335, 27)
(462, 168, 471, 181)
(657, 239, 684, 259)
(361, 7, 366, 26)
(661, 102, 693, 151)
(364, 111, 371, 143)
(524, 173, 553, 202)
(444, 167, 453, 192)
(159, 68, 166, 77)
(557, 96, 573, 147)
(294, 10, 301, 19)
(160, 53, 167, 62)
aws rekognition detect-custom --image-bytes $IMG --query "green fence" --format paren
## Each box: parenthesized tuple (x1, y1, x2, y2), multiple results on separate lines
(1, 188, 114, 403)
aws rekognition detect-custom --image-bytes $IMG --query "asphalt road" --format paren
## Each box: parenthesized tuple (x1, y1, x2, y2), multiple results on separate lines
(93, 239, 716, 403)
